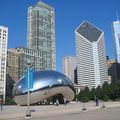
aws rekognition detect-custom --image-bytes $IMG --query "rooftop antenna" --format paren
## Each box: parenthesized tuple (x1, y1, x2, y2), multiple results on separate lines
(116, 11, 119, 21)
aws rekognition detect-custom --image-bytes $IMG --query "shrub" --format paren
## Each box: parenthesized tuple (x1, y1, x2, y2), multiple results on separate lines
(103, 95, 109, 101)
(5, 97, 16, 105)
(81, 96, 89, 102)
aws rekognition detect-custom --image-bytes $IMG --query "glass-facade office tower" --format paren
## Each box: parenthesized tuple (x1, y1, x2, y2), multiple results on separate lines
(0, 26, 8, 101)
(112, 21, 120, 63)
(27, 1, 55, 70)
(75, 21, 108, 89)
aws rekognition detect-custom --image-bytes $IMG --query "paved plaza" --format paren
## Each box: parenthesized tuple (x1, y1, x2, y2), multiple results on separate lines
(28, 107, 120, 120)
(0, 101, 120, 120)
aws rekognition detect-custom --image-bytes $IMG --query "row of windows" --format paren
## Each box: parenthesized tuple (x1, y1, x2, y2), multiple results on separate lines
(0, 36, 7, 40)
(0, 70, 5, 73)
(17, 49, 42, 56)
(1, 66, 5, 70)
(0, 78, 4, 81)
(0, 32, 6, 36)
(0, 29, 7, 33)
(0, 91, 4, 94)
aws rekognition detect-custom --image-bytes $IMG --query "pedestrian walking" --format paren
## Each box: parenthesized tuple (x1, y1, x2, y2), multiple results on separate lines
(76, 98, 78, 103)
(95, 97, 99, 106)
(56, 99, 59, 106)
(63, 97, 67, 106)
(0, 98, 3, 111)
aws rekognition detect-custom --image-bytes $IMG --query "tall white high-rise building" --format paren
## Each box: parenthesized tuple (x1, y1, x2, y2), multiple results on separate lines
(27, 1, 55, 70)
(0, 26, 8, 101)
(63, 56, 76, 83)
(112, 20, 120, 63)
(75, 21, 108, 89)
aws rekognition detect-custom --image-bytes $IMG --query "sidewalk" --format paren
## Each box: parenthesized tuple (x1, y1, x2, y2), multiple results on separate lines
(0, 101, 120, 120)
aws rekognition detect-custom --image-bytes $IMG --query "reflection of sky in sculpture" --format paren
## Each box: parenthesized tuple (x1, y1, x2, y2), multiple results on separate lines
(13, 70, 75, 96)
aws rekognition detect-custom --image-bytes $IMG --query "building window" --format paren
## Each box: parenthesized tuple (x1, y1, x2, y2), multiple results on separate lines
(3, 30, 6, 33)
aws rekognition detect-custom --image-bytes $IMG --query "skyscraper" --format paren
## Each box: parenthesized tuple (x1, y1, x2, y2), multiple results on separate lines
(7, 47, 45, 79)
(0, 26, 8, 101)
(75, 21, 108, 89)
(112, 20, 120, 63)
(63, 56, 76, 83)
(27, 1, 55, 70)
(7, 49, 20, 82)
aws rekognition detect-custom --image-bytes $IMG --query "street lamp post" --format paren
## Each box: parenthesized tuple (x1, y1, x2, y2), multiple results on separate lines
(26, 59, 31, 117)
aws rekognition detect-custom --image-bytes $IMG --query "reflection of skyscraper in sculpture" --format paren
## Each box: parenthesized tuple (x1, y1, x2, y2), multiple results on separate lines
(0, 26, 8, 101)
(75, 21, 108, 89)
(112, 20, 120, 63)
(27, 1, 55, 70)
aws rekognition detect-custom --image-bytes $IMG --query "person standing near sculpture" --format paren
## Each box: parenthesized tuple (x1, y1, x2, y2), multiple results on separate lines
(63, 97, 67, 106)
(0, 96, 3, 111)
(56, 99, 59, 106)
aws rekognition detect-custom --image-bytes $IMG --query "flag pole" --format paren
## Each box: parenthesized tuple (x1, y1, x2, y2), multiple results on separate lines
(26, 59, 31, 117)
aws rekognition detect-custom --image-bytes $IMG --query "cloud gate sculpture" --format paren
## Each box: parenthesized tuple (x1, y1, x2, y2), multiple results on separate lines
(12, 70, 75, 105)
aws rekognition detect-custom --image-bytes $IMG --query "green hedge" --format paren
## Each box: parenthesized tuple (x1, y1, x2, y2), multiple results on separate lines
(5, 97, 16, 105)
(75, 81, 120, 102)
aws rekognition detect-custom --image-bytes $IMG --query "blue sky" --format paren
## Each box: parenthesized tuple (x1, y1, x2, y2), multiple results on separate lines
(0, 0, 120, 72)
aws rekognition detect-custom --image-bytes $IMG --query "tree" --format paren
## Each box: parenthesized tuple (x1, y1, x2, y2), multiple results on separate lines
(103, 95, 109, 101)
(95, 85, 102, 99)
(5, 97, 16, 105)
(76, 87, 91, 102)
(6, 74, 15, 98)
(114, 81, 120, 99)
(102, 82, 111, 99)
(81, 96, 89, 102)
(109, 83, 117, 99)
(90, 88, 96, 100)
(77, 90, 84, 101)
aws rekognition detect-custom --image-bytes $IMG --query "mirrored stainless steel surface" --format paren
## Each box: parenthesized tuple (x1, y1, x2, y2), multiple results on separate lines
(12, 70, 75, 105)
